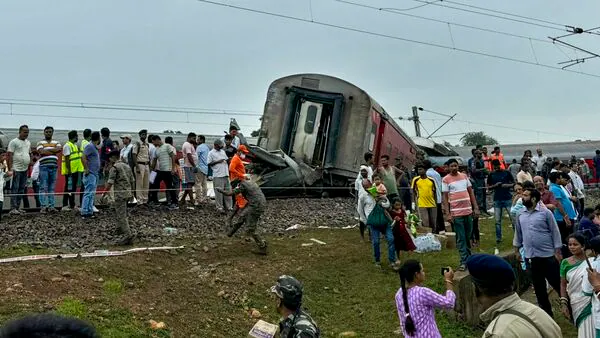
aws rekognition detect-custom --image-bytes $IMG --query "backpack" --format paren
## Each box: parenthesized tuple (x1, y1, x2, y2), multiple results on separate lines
(367, 203, 390, 230)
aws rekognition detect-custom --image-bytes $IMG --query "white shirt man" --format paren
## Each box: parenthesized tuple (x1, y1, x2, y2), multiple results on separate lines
(568, 169, 585, 200)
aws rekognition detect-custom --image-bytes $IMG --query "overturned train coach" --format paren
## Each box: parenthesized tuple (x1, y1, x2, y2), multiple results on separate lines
(247, 73, 418, 197)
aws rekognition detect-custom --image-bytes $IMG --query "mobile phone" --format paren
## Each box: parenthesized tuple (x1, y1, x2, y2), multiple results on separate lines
(441, 267, 450, 276)
(586, 257, 593, 270)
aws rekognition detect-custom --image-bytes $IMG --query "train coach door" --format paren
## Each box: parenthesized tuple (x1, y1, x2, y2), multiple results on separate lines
(291, 100, 324, 164)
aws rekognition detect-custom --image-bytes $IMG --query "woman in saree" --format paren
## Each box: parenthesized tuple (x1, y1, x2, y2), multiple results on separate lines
(560, 233, 595, 337)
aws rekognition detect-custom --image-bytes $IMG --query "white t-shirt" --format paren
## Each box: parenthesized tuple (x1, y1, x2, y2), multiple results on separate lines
(0, 170, 7, 202)
(31, 160, 40, 181)
(532, 155, 547, 171)
(207, 149, 229, 178)
(582, 256, 600, 329)
(7, 138, 31, 172)
(120, 144, 133, 165)
(182, 142, 197, 168)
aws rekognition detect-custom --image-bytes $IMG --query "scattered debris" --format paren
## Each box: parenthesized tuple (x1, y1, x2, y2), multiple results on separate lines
(61, 271, 72, 278)
(301, 243, 313, 247)
(50, 277, 64, 282)
(203, 246, 209, 253)
(163, 227, 178, 235)
(285, 224, 304, 231)
(339, 332, 358, 337)
(309, 238, 326, 245)
(0, 246, 185, 265)
(149, 320, 166, 330)
(249, 308, 262, 319)
(248, 320, 278, 338)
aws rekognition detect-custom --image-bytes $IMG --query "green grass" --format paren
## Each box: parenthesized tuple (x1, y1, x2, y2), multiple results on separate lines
(0, 215, 579, 337)
(103, 279, 123, 296)
(56, 297, 87, 319)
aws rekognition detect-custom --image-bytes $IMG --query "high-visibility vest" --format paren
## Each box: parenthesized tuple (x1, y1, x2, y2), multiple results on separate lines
(490, 153, 506, 170)
(61, 141, 84, 175)
(80, 139, 90, 152)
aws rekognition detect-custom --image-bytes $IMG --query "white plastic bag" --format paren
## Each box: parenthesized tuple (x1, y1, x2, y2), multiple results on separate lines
(413, 233, 442, 253)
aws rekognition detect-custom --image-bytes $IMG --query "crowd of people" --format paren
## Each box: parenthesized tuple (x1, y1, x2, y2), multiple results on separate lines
(0, 124, 269, 253)
(350, 145, 600, 337)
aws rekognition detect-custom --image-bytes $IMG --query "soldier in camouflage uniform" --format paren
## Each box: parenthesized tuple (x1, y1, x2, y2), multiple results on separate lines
(270, 275, 319, 338)
(103, 150, 135, 245)
(216, 178, 268, 255)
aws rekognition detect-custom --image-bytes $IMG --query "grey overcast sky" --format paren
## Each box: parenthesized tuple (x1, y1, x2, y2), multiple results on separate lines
(1, 0, 599, 144)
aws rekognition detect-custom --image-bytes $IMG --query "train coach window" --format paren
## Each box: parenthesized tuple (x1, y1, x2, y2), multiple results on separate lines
(304, 105, 318, 134)
(368, 123, 376, 151)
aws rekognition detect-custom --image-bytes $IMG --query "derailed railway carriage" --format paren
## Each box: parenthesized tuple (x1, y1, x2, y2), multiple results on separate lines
(250, 73, 418, 196)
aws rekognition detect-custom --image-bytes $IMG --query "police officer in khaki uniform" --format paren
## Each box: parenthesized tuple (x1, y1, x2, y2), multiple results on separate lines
(103, 150, 135, 245)
(466, 254, 562, 338)
(270, 275, 319, 338)
(132, 129, 150, 204)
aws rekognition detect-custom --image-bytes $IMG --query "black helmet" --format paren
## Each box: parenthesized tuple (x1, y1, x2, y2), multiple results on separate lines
(270, 275, 303, 308)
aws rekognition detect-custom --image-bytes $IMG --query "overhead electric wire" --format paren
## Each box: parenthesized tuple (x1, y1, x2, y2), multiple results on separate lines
(334, 0, 576, 49)
(408, 0, 566, 32)
(418, 109, 586, 139)
(0, 112, 260, 129)
(195, 0, 600, 79)
(439, 0, 566, 28)
(0, 97, 260, 113)
(0, 99, 262, 117)
(381, 0, 440, 12)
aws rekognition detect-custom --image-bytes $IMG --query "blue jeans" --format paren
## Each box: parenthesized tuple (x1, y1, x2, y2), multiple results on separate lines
(39, 165, 58, 208)
(10, 170, 28, 210)
(369, 225, 396, 264)
(81, 173, 98, 216)
(494, 199, 513, 244)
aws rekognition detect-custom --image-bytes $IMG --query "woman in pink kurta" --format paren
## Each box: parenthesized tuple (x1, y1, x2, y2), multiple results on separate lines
(395, 260, 456, 338)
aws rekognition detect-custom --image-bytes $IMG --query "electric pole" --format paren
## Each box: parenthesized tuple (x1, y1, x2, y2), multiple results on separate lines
(411, 106, 421, 137)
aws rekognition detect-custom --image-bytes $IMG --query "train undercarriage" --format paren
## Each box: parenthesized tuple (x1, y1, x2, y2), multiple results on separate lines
(245, 145, 352, 198)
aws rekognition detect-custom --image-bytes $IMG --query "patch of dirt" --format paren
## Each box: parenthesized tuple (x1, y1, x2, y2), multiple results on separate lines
(0, 198, 355, 251)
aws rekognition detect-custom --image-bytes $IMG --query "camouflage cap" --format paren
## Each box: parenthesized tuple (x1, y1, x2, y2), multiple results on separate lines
(270, 275, 303, 306)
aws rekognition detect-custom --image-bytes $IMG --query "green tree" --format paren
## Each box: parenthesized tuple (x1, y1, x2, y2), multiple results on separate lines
(250, 129, 260, 137)
(460, 132, 498, 147)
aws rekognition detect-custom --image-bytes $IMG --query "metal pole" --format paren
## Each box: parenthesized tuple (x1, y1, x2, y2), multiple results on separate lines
(411, 106, 421, 137)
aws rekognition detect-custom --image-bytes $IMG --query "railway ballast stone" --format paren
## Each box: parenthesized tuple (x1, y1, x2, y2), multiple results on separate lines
(0, 198, 356, 251)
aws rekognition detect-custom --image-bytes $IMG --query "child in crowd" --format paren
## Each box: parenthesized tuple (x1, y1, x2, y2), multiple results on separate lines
(389, 200, 416, 261)
(372, 174, 389, 206)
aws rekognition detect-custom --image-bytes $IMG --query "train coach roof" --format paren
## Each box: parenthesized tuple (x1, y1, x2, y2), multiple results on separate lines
(452, 140, 600, 161)
(271, 73, 417, 149)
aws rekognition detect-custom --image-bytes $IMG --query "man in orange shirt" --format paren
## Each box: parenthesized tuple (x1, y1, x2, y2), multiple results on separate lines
(229, 145, 250, 211)
(489, 146, 506, 170)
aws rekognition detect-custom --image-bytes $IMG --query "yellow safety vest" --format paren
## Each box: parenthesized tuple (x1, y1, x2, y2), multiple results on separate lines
(80, 139, 90, 152)
(61, 141, 84, 175)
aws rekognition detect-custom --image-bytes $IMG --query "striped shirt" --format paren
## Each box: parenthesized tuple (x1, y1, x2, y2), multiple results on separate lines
(36, 139, 62, 167)
(442, 172, 473, 217)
